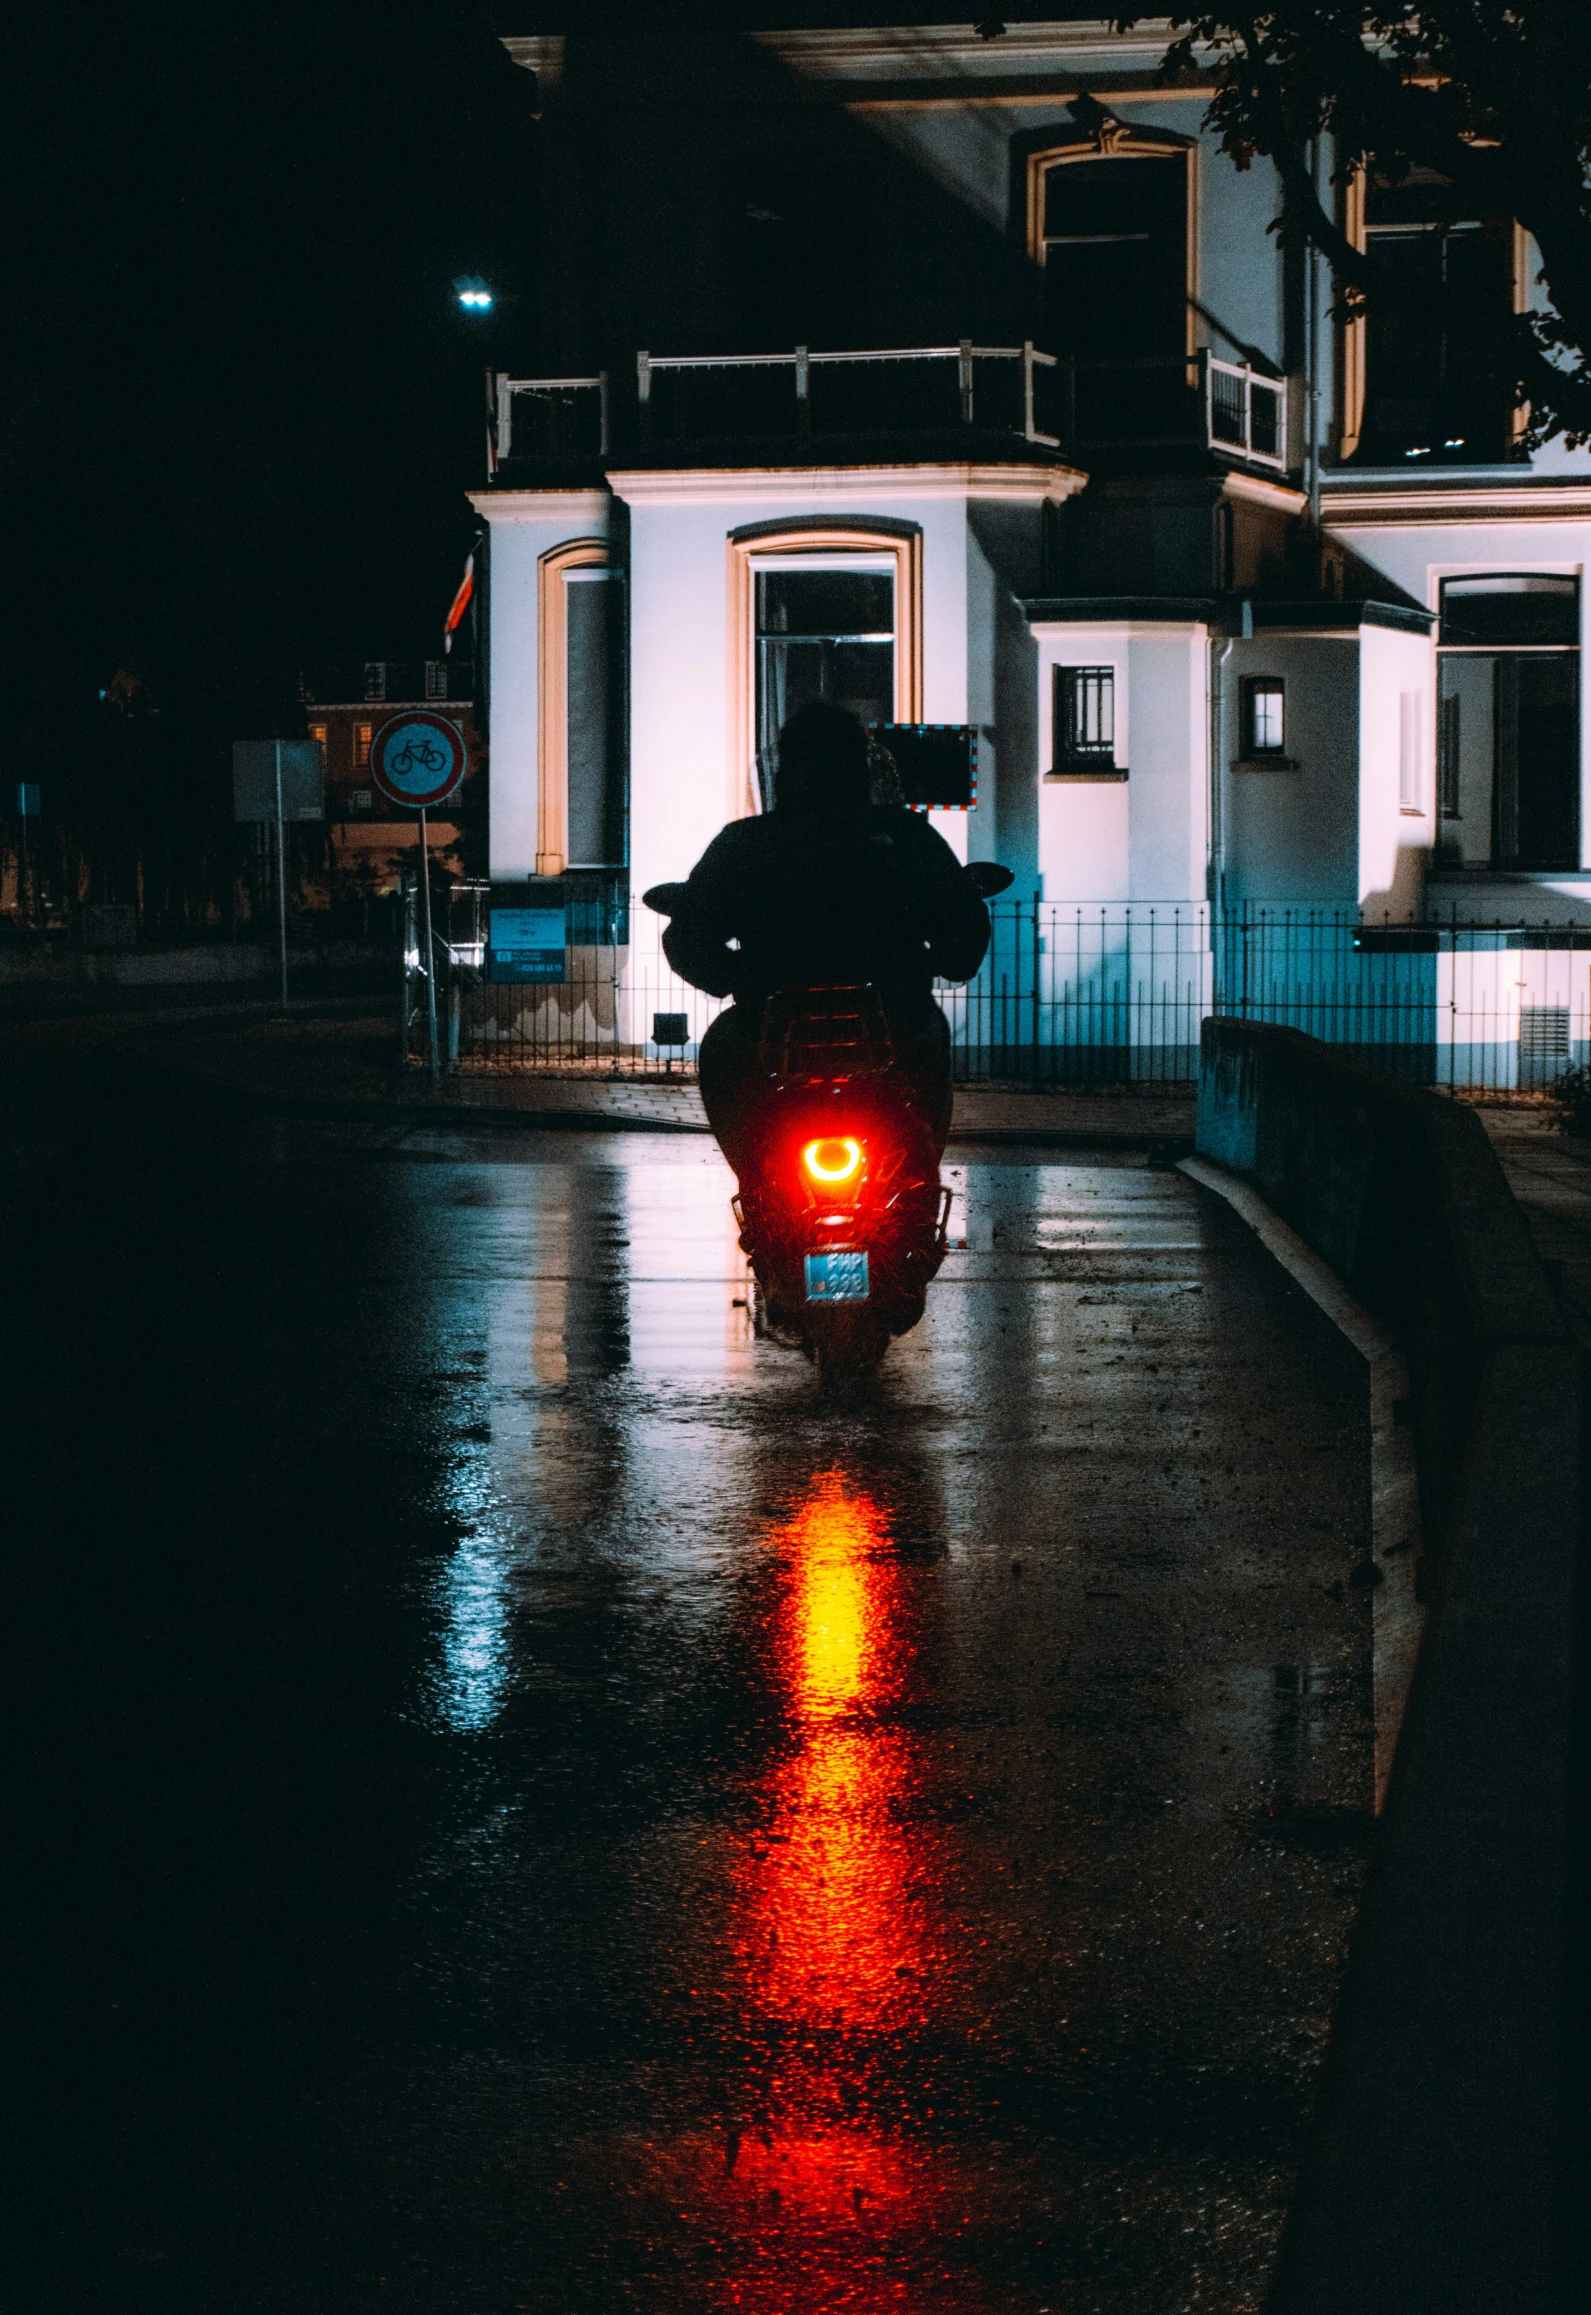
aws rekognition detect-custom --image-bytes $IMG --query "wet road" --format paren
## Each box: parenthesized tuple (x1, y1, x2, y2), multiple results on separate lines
(4, 1090, 1373, 2314)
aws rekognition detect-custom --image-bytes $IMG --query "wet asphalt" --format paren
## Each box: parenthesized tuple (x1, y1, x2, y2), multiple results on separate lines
(3, 1084, 1373, 2314)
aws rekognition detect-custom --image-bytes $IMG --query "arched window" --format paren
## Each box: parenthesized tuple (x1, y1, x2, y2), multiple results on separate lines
(726, 523, 923, 818)
(1026, 131, 1194, 444)
(537, 538, 625, 876)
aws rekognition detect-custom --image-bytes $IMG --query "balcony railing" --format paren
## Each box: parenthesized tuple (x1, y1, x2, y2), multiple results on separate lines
(638, 341, 1063, 450)
(487, 347, 1288, 471)
(489, 372, 610, 470)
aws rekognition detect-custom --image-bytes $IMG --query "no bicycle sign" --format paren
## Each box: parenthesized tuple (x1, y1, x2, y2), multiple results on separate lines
(369, 711, 467, 810)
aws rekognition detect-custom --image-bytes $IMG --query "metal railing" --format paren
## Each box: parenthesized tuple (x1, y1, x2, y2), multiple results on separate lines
(1205, 356, 1287, 470)
(489, 372, 609, 469)
(636, 341, 1063, 450)
(488, 348, 1288, 470)
(410, 900, 1591, 1097)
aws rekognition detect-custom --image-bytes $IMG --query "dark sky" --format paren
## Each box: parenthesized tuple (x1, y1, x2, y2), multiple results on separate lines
(3, 2, 542, 726)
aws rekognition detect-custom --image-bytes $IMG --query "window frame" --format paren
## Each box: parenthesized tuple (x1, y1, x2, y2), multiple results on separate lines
(1336, 165, 1529, 463)
(1047, 664, 1126, 780)
(1024, 127, 1198, 364)
(1239, 675, 1289, 761)
(536, 536, 609, 876)
(727, 523, 923, 821)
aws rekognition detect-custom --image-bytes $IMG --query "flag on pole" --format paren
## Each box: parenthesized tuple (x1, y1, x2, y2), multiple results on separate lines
(444, 553, 475, 654)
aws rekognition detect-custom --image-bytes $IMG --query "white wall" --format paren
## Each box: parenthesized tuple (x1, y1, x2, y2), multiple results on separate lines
(1032, 623, 1130, 901)
(609, 467, 1076, 904)
(1129, 627, 1210, 902)
(1358, 622, 1435, 916)
(1222, 633, 1359, 906)
(1029, 620, 1209, 905)
(468, 488, 610, 883)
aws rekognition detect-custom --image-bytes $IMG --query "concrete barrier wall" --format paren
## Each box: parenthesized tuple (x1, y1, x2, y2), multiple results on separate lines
(1197, 1020, 1581, 2314)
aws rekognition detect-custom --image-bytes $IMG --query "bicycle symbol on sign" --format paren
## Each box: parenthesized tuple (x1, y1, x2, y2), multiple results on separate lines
(389, 730, 449, 780)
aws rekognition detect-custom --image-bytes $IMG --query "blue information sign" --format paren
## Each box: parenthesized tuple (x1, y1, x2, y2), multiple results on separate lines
(490, 907, 566, 984)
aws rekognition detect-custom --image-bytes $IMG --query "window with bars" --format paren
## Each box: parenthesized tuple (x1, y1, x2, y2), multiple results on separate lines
(1050, 665, 1122, 776)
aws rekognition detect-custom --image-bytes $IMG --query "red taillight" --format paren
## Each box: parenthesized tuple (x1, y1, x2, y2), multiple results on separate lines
(802, 1136, 863, 1185)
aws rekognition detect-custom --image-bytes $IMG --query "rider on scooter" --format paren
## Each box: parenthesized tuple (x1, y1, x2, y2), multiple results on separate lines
(661, 702, 992, 1170)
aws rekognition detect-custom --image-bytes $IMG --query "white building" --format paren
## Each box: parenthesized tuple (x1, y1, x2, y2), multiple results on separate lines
(465, 17, 1591, 1073)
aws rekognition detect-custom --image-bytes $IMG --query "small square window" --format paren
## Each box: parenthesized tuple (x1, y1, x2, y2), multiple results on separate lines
(1053, 666, 1118, 772)
(1241, 676, 1286, 756)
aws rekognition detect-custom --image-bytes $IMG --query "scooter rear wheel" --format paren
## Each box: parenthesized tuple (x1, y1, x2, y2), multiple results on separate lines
(808, 1306, 891, 1387)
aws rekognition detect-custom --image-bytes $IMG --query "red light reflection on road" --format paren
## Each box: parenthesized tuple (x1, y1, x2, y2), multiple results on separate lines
(734, 1473, 928, 2029)
(705, 1472, 981, 2311)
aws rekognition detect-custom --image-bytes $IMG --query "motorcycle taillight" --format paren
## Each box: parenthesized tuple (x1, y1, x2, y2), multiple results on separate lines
(801, 1136, 864, 1186)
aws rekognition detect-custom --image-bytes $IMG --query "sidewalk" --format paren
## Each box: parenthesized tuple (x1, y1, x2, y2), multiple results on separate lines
(111, 1006, 1197, 1152)
(1476, 1105, 1591, 1344)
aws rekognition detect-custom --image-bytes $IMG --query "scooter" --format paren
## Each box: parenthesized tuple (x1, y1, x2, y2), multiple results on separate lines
(644, 862, 1012, 1383)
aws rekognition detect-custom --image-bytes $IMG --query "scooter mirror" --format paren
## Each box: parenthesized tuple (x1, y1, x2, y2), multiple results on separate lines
(966, 862, 1015, 898)
(641, 882, 689, 916)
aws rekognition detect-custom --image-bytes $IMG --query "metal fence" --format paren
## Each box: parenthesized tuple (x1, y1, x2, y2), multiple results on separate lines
(405, 894, 1591, 1098)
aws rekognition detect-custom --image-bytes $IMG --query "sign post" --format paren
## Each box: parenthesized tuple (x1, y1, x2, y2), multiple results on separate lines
(232, 741, 324, 1011)
(16, 782, 40, 928)
(367, 711, 468, 1082)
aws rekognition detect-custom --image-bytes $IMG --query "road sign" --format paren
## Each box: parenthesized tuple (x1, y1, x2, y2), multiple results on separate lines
(490, 906, 566, 983)
(232, 741, 324, 823)
(369, 711, 467, 810)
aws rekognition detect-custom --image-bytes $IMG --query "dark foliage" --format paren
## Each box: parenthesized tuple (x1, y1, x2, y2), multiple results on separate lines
(1113, 3, 1591, 447)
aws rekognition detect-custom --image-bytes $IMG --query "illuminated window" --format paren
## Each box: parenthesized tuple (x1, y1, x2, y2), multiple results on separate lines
(1240, 677, 1287, 757)
(307, 721, 328, 767)
(354, 722, 372, 768)
(728, 525, 922, 821)
(754, 566, 894, 810)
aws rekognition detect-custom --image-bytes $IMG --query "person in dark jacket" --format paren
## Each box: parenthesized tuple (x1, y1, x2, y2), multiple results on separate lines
(663, 701, 991, 1169)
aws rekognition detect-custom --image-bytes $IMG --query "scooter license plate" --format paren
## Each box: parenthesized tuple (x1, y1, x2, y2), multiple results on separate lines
(804, 1249, 870, 1304)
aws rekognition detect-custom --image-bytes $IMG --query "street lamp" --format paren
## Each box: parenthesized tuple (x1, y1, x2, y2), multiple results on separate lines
(454, 277, 495, 311)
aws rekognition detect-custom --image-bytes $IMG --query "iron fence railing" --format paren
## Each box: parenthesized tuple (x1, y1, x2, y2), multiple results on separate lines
(485, 348, 1288, 471)
(404, 895, 1591, 1096)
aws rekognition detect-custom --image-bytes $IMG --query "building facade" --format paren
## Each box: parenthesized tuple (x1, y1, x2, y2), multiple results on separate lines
(301, 659, 482, 902)
(466, 15, 1591, 1070)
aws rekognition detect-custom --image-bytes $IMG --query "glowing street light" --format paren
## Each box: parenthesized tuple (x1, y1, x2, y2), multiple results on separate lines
(454, 277, 494, 311)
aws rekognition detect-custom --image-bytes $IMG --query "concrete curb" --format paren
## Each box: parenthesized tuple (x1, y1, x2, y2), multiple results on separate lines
(1178, 1154, 1423, 1811)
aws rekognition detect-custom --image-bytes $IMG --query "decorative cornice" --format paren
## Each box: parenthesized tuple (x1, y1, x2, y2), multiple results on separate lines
(1221, 472, 1310, 516)
(468, 488, 610, 526)
(750, 21, 1209, 109)
(606, 462, 1089, 506)
(751, 21, 1181, 81)
(1322, 479, 1591, 526)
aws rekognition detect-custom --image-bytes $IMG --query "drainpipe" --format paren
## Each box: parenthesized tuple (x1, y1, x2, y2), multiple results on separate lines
(1209, 631, 1237, 914)
(1305, 137, 1322, 531)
